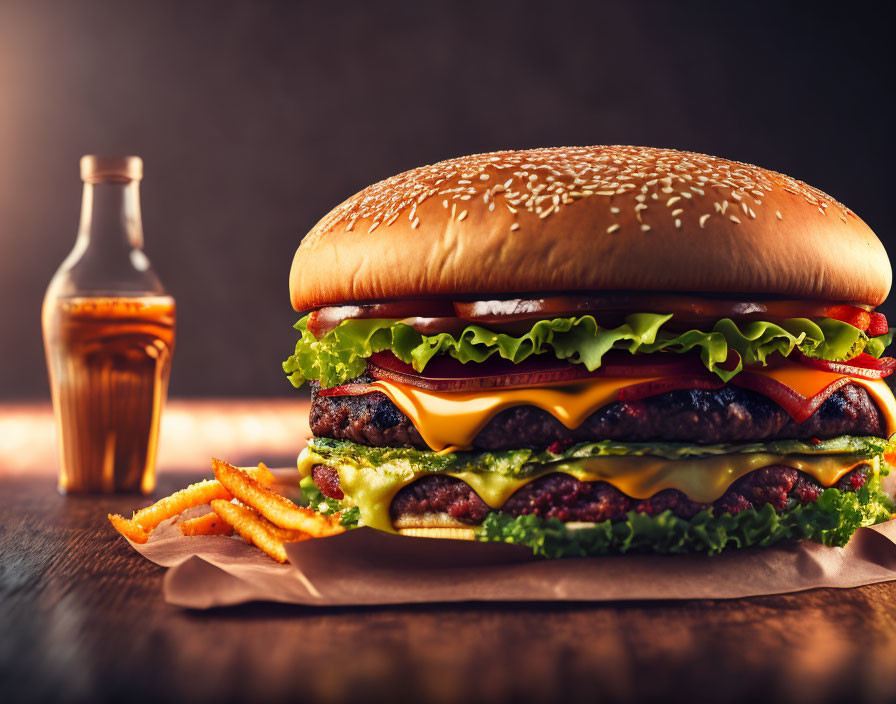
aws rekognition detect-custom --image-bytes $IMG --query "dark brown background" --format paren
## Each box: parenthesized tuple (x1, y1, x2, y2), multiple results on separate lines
(1, 0, 893, 399)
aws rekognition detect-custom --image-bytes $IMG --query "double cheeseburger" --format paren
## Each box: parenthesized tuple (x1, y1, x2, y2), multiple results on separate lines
(285, 146, 895, 557)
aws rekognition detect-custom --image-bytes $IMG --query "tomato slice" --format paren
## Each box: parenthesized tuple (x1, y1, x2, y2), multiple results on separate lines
(730, 372, 852, 423)
(453, 294, 872, 328)
(316, 382, 379, 398)
(308, 296, 885, 338)
(367, 352, 600, 391)
(306, 300, 454, 337)
(366, 351, 713, 392)
(615, 375, 724, 401)
(868, 312, 889, 337)
(824, 304, 871, 331)
(453, 295, 635, 323)
(790, 351, 895, 379)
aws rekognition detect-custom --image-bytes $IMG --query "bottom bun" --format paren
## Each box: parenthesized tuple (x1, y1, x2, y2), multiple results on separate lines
(396, 527, 477, 540)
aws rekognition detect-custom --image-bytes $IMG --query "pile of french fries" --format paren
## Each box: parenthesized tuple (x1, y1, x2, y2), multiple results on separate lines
(108, 459, 344, 562)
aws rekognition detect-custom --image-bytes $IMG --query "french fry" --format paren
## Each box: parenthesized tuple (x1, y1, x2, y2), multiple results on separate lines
(212, 458, 344, 537)
(128, 464, 276, 533)
(252, 461, 276, 487)
(210, 499, 310, 563)
(109, 463, 275, 543)
(108, 460, 301, 557)
(131, 479, 232, 532)
(179, 511, 233, 537)
(108, 513, 150, 544)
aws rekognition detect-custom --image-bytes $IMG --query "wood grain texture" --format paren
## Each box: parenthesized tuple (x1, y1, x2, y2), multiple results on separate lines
(1, 474, 894, 704)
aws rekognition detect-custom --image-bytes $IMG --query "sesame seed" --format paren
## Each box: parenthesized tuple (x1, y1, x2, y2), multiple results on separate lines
(671, 208, 684, 216)
(729, 215, 741, 224)
(699, 214, 711, 228)
(510, 223, 520, 231)
(776, 210, 783, 220)
(675, 219, 681, 229)
(411, 217, 420, 229)
(457, 210, 468, 221)
(607, 224, 620, 234)
(666, 196, 681, 207)
(641, 224, 651, 232)
(610, 206, 620, 214)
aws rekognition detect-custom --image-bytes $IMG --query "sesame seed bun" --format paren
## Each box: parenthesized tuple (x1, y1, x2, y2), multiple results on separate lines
(290, 146, 891, 310)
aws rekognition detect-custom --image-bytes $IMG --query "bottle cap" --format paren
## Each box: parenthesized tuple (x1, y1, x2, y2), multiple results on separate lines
(80, 156, 143, 184)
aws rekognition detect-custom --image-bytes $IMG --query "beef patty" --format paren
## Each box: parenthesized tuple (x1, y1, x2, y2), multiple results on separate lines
(310, 378, 883, 450)
(310, 464, 871, 525)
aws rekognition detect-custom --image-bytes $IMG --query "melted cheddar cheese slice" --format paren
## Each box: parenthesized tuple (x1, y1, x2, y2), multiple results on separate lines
(364, 367, 896, 451)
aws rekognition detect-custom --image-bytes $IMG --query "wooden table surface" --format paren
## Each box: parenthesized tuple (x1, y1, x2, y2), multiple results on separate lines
(2, 402, 895, 704)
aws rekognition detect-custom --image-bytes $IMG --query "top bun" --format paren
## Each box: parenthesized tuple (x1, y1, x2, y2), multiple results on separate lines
(290, 146, 891, 310)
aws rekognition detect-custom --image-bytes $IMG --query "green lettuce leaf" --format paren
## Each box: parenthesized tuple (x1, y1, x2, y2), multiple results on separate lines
(283, 314, 891, 389)
(475, 473, 894, 557)
(307, 436, 893, 478)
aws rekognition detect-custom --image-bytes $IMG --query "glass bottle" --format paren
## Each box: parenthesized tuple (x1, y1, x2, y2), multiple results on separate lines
(42, 156, 176, 494)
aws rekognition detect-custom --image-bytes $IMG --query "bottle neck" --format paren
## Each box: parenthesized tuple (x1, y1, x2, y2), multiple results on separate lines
(77, 181, 144, 251)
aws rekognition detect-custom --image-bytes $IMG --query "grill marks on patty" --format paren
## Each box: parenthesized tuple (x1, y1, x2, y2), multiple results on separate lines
(310, 378, 884, 450)
(311, 464, 870, 526)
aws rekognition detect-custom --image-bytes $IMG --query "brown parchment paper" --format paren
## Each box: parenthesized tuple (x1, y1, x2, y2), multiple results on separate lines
(125, 469, 896, 608)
